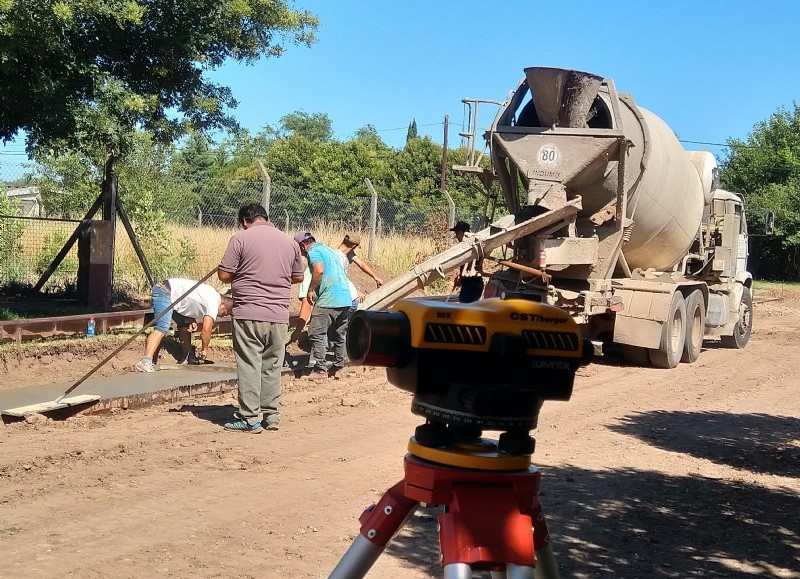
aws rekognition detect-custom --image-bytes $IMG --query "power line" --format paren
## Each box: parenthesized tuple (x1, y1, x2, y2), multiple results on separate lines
(679, 139, 731, 148)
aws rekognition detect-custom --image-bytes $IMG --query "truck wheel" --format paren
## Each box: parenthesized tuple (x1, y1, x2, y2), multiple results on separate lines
(721, 286, 753, 349)
(681, 290, 706, 364)
(649, 292, 686, 369)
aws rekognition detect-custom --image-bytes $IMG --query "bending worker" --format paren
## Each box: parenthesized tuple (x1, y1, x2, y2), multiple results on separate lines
(294, 231, 352, 379)
(135, 278, 232, 373)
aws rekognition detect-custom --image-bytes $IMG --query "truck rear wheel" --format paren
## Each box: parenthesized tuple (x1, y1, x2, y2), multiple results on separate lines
(721, 286, 752, 349)
(681, 290, 706, 364)
(649, 292, 686, 369)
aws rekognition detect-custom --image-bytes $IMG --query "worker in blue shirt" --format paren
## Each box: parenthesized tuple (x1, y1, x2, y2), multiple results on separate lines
(293, 231, 352, 379)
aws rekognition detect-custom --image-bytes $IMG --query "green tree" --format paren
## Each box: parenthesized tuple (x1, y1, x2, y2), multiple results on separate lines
(390, 136, 440, 202)
(33, 130, 194, 221)
(276, 111, 333, 142)
(0, 0, 318, 154)
(721, 103, 800, 279)
(406, 118, 418, 142)
(171, 133, 220, 183)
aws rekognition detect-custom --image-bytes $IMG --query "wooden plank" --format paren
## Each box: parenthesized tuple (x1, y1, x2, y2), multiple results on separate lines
(1, 395, 101, 417)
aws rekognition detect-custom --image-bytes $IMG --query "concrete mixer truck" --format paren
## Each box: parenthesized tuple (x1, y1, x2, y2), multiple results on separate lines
(362, 67, 754, 369)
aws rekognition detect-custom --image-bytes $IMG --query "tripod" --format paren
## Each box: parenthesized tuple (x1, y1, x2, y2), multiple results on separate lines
(329, 435, 561, 579)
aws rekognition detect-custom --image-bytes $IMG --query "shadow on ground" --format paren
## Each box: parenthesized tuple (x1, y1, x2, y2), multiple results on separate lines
(373, 411, 800, 577)
(170, 404, 236, 426)
(609, 410, 800, 478)
(380, 466, 798, 577)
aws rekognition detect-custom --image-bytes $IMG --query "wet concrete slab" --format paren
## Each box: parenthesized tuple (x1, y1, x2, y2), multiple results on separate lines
(0, 366, 239, 421)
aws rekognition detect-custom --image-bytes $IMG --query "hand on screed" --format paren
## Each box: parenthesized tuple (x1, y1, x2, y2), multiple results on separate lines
(374, 277, 383, 288)
(196, 348, 208, 361)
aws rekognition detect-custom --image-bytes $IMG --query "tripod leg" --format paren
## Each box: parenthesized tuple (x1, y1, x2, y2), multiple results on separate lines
(329, 481, 418, 579)
(532, 499, 560, 579)
(329, 535, 390, 579)
(488, 562, 542, 579)
(443, 562, 473, 578)
(532, 544, 559, 579)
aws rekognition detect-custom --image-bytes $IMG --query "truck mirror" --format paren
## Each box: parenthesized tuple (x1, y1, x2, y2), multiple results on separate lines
(765, 212, 775, 235)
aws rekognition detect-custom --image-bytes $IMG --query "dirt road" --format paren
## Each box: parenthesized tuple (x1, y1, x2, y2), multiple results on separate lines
(1, 295, 798, 578)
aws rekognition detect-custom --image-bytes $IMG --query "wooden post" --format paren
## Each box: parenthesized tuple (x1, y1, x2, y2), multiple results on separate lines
(444, 190, 456, 228)
(99, 154, 117, 306)
(365, 178, 378, 264)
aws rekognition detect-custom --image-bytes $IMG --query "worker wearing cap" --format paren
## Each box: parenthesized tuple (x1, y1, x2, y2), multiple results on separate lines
(293, 231, 352, 379)
(336, 233, 384, 289)
(450, 221, 484, 303)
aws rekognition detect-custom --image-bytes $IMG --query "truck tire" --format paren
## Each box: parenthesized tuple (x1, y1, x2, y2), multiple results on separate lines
(649, 292, 686, 369)
(681, 290, 706, 364)
(721, 286, 753, 349)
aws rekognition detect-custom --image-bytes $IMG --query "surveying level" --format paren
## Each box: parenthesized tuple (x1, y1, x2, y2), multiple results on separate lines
(331, 297, 592, 578)
(347, 296, 591, 453)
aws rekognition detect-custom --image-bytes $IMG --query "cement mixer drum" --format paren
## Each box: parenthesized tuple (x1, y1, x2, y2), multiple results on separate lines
(491, 67, 713, 272)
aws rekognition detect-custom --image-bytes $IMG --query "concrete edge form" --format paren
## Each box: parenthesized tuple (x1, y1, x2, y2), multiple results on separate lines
(82, 376, 238, 415)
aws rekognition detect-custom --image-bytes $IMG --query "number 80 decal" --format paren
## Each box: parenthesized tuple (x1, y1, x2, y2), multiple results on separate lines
(538, 144, 559, 165)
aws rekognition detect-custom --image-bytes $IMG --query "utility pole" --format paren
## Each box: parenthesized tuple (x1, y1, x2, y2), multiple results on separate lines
(440, 115, 455, 227)
(440, 114, 449, 192)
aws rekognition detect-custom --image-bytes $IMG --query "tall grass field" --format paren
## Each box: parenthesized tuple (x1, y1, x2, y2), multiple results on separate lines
(3, 218, 446, 298)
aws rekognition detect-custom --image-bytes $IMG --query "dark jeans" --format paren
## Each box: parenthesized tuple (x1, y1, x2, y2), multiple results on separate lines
(309, 306, 350, 372)
(459, 277, 484, 303)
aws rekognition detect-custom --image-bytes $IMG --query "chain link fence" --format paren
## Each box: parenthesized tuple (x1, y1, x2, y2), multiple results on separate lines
(1, 161, 472, 299)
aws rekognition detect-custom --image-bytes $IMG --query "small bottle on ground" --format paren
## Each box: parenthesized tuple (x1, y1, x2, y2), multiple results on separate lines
(87, 316, 96, 338)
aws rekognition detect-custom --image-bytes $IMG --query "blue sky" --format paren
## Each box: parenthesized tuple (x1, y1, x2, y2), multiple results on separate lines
(2, 0, 799, 172)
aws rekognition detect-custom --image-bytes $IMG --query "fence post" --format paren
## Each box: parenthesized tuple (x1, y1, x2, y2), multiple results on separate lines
(256, 159, 271, 216)
(197, 206, 202, 226)
(284, 210, 290, 233)
(365, 178, 378, 264)
(444, 189, 456, 228)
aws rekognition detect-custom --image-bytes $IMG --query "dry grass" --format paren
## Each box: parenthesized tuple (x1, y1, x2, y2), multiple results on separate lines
(114, 221, 444, 297)
(8, 217, 447, 299)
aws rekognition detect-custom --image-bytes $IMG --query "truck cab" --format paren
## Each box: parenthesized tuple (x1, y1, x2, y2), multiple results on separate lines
(701, 189, 753, 349)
